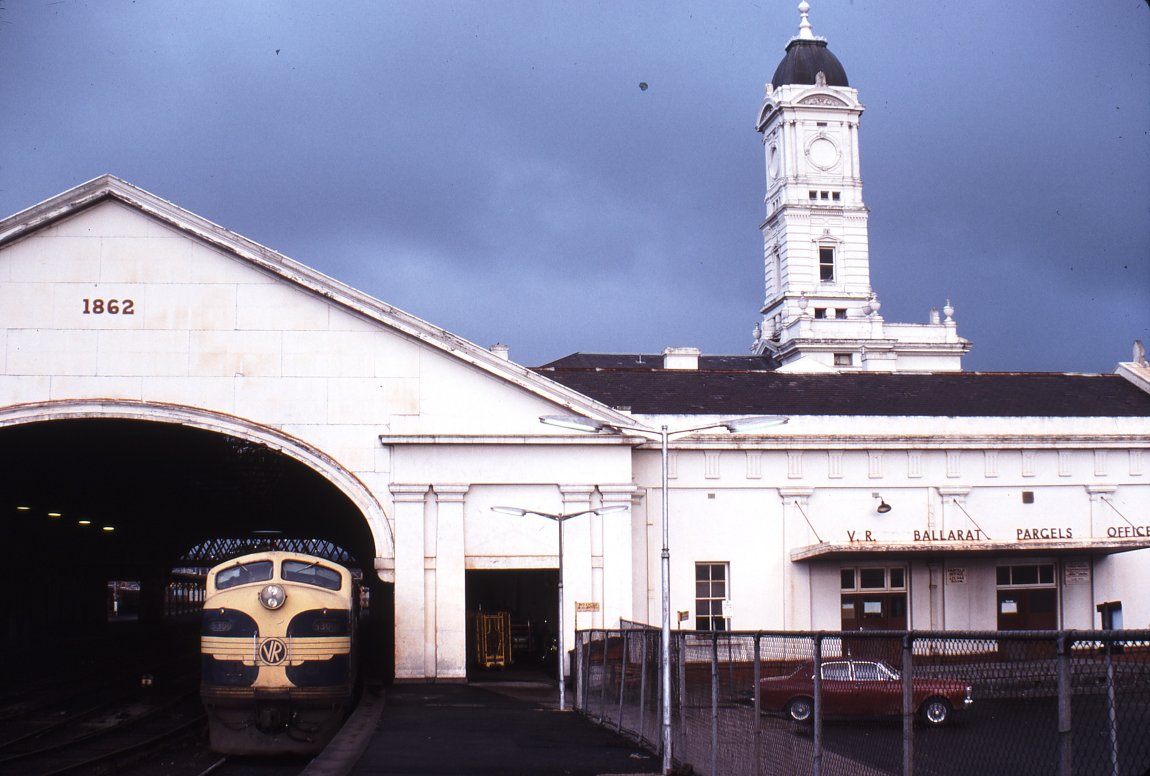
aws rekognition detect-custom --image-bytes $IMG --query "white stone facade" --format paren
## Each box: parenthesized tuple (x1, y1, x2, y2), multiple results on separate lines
(2, 178, 1149, 685)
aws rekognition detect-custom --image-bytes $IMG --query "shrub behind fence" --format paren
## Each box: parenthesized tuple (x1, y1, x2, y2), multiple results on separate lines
(573, 627, 1150, 776)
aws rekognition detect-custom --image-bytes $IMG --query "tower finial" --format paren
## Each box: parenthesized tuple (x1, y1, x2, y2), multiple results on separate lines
(797, 1, 815, 40)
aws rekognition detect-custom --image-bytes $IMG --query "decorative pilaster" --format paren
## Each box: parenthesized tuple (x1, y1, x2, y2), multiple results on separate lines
(389, 483, 430, 681)
(560, 485, 597, 628)
(599, 484, 640, 628)
(938, 488, 972, 538)
(433, 484, 469, 680)
(779, 488, 815, 629)
(1086, 485, 1117, 539)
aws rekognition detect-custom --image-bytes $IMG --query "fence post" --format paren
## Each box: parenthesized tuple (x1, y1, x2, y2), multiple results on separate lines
(617, 630, 628, 733)
(1056, 632, 1073, 776)
(677, 631, 687, 761)
(813, 633, 823, 776)
(902, 632, 914, 776)
(1105, 635, 1119, 776)
(639, 630, 649, 749)
(754, 634, 762, 776)
(710, 632, 719, 776)
(599, 631, 609, 721)
(575, 631, 584, 712)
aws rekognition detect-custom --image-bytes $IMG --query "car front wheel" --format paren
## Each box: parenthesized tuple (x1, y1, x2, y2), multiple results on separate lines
(920, 697, 952, 726)
(786, 697, 814, 723)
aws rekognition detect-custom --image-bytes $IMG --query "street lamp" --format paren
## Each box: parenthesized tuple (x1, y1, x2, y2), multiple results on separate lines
(491, 503, 630, 712)
(540, 413, 788, 774)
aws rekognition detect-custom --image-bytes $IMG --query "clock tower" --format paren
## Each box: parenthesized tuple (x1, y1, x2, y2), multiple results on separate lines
(753, 2, 971, 372)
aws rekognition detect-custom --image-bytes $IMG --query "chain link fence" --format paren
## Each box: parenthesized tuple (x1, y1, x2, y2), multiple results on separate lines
(573, 626, 1150, 776)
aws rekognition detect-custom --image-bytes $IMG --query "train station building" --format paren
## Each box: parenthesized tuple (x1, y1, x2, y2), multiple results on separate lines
(2, 6, 1149, 683)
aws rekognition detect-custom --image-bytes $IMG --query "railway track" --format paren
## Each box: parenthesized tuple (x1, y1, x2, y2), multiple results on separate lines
(0, 675, 205, 776)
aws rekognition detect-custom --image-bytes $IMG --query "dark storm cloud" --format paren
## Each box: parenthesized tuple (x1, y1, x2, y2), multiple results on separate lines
(1, 1, 1146, 372)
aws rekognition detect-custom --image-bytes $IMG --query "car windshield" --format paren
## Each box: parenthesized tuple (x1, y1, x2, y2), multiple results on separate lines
(282, 559, 342, 591)
(215, 560, 274, 590)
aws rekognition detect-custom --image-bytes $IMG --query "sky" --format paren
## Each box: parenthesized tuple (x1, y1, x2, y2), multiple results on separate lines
(1, 1, 1147, 374)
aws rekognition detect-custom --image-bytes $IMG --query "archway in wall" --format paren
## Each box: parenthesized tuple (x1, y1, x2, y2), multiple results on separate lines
(0, 413, 394, 681)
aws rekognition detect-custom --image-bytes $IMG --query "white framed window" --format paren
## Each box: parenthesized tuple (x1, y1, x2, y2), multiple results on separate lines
(997, 563, 1058, 630)
(695, 562, 730, 631)
(841, 565, 907, 630)
(819, 246, 835, 281)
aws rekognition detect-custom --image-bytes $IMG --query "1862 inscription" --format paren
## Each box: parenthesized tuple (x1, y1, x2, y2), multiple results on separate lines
(82, 298, 135, 315)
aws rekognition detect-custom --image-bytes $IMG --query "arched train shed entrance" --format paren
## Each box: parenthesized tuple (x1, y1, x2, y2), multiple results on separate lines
(0, 401, 394, 678)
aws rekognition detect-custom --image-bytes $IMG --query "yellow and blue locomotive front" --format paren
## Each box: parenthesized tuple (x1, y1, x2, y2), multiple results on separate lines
(201, 551, 356, 755)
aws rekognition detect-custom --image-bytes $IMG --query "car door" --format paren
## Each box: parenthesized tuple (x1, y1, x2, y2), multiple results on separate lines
(852, 660, 901, 716)
(819, 661, 853, 714)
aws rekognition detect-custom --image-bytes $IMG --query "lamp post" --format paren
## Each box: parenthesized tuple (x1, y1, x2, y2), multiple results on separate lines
(539, 413, 788, 775)
(491, 503, 630, 712)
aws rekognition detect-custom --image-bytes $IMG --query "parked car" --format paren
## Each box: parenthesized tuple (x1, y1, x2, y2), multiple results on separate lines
(759, 658, 972, 726)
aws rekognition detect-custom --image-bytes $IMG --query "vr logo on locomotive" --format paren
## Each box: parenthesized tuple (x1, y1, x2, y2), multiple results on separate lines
(258, 637, 287, 665)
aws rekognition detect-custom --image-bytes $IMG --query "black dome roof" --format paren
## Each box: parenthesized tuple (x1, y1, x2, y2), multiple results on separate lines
(771, 38, 849, 88)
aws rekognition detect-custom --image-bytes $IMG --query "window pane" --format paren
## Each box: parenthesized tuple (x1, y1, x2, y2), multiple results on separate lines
(215, 560, 273, 590)
(841, 569, 856, 590)
(860, 568, 885, 588)
(1013, 565, 1039, 585)
(997, 567, 1011, 586)
(696, 565, 710, 581)
(823, 663, 849, 680)
(696, 580, 710, 597)
(1039, 565, 1054, 584)
(889, 568, 905, 589)
(282, 559, 342, 591)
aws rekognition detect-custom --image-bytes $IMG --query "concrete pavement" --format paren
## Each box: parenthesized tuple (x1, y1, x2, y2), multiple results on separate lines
(307, 680, 660, 776)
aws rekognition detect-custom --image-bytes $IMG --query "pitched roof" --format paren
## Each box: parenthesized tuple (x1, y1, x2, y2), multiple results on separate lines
(531, 361, 1150, 417)
(0, 175, 636, 427)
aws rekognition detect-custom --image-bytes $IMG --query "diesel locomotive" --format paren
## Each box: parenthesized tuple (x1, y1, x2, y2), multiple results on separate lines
(200, 551, 357, 754)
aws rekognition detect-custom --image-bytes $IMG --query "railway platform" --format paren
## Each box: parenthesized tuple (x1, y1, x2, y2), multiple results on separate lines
(304, 679, 660, 776)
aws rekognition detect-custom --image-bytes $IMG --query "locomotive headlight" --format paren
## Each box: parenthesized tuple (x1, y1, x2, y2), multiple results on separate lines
(259, 584, 287, 610)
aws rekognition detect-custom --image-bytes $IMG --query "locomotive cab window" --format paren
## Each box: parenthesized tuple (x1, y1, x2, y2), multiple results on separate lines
(215, 560, 274, 590)
(282, 559, 343, 591)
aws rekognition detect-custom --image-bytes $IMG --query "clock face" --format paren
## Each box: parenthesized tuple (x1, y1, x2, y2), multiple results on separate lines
(806, 136, 840, 170)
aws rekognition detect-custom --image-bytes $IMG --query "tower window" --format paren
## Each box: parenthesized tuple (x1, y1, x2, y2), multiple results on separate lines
(819, 247, 835, 281)
(809, 190, 818, 200)
(834, 353, 853, 366)
(832, 192, 841, 202)
(820, 191, 830, 200)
